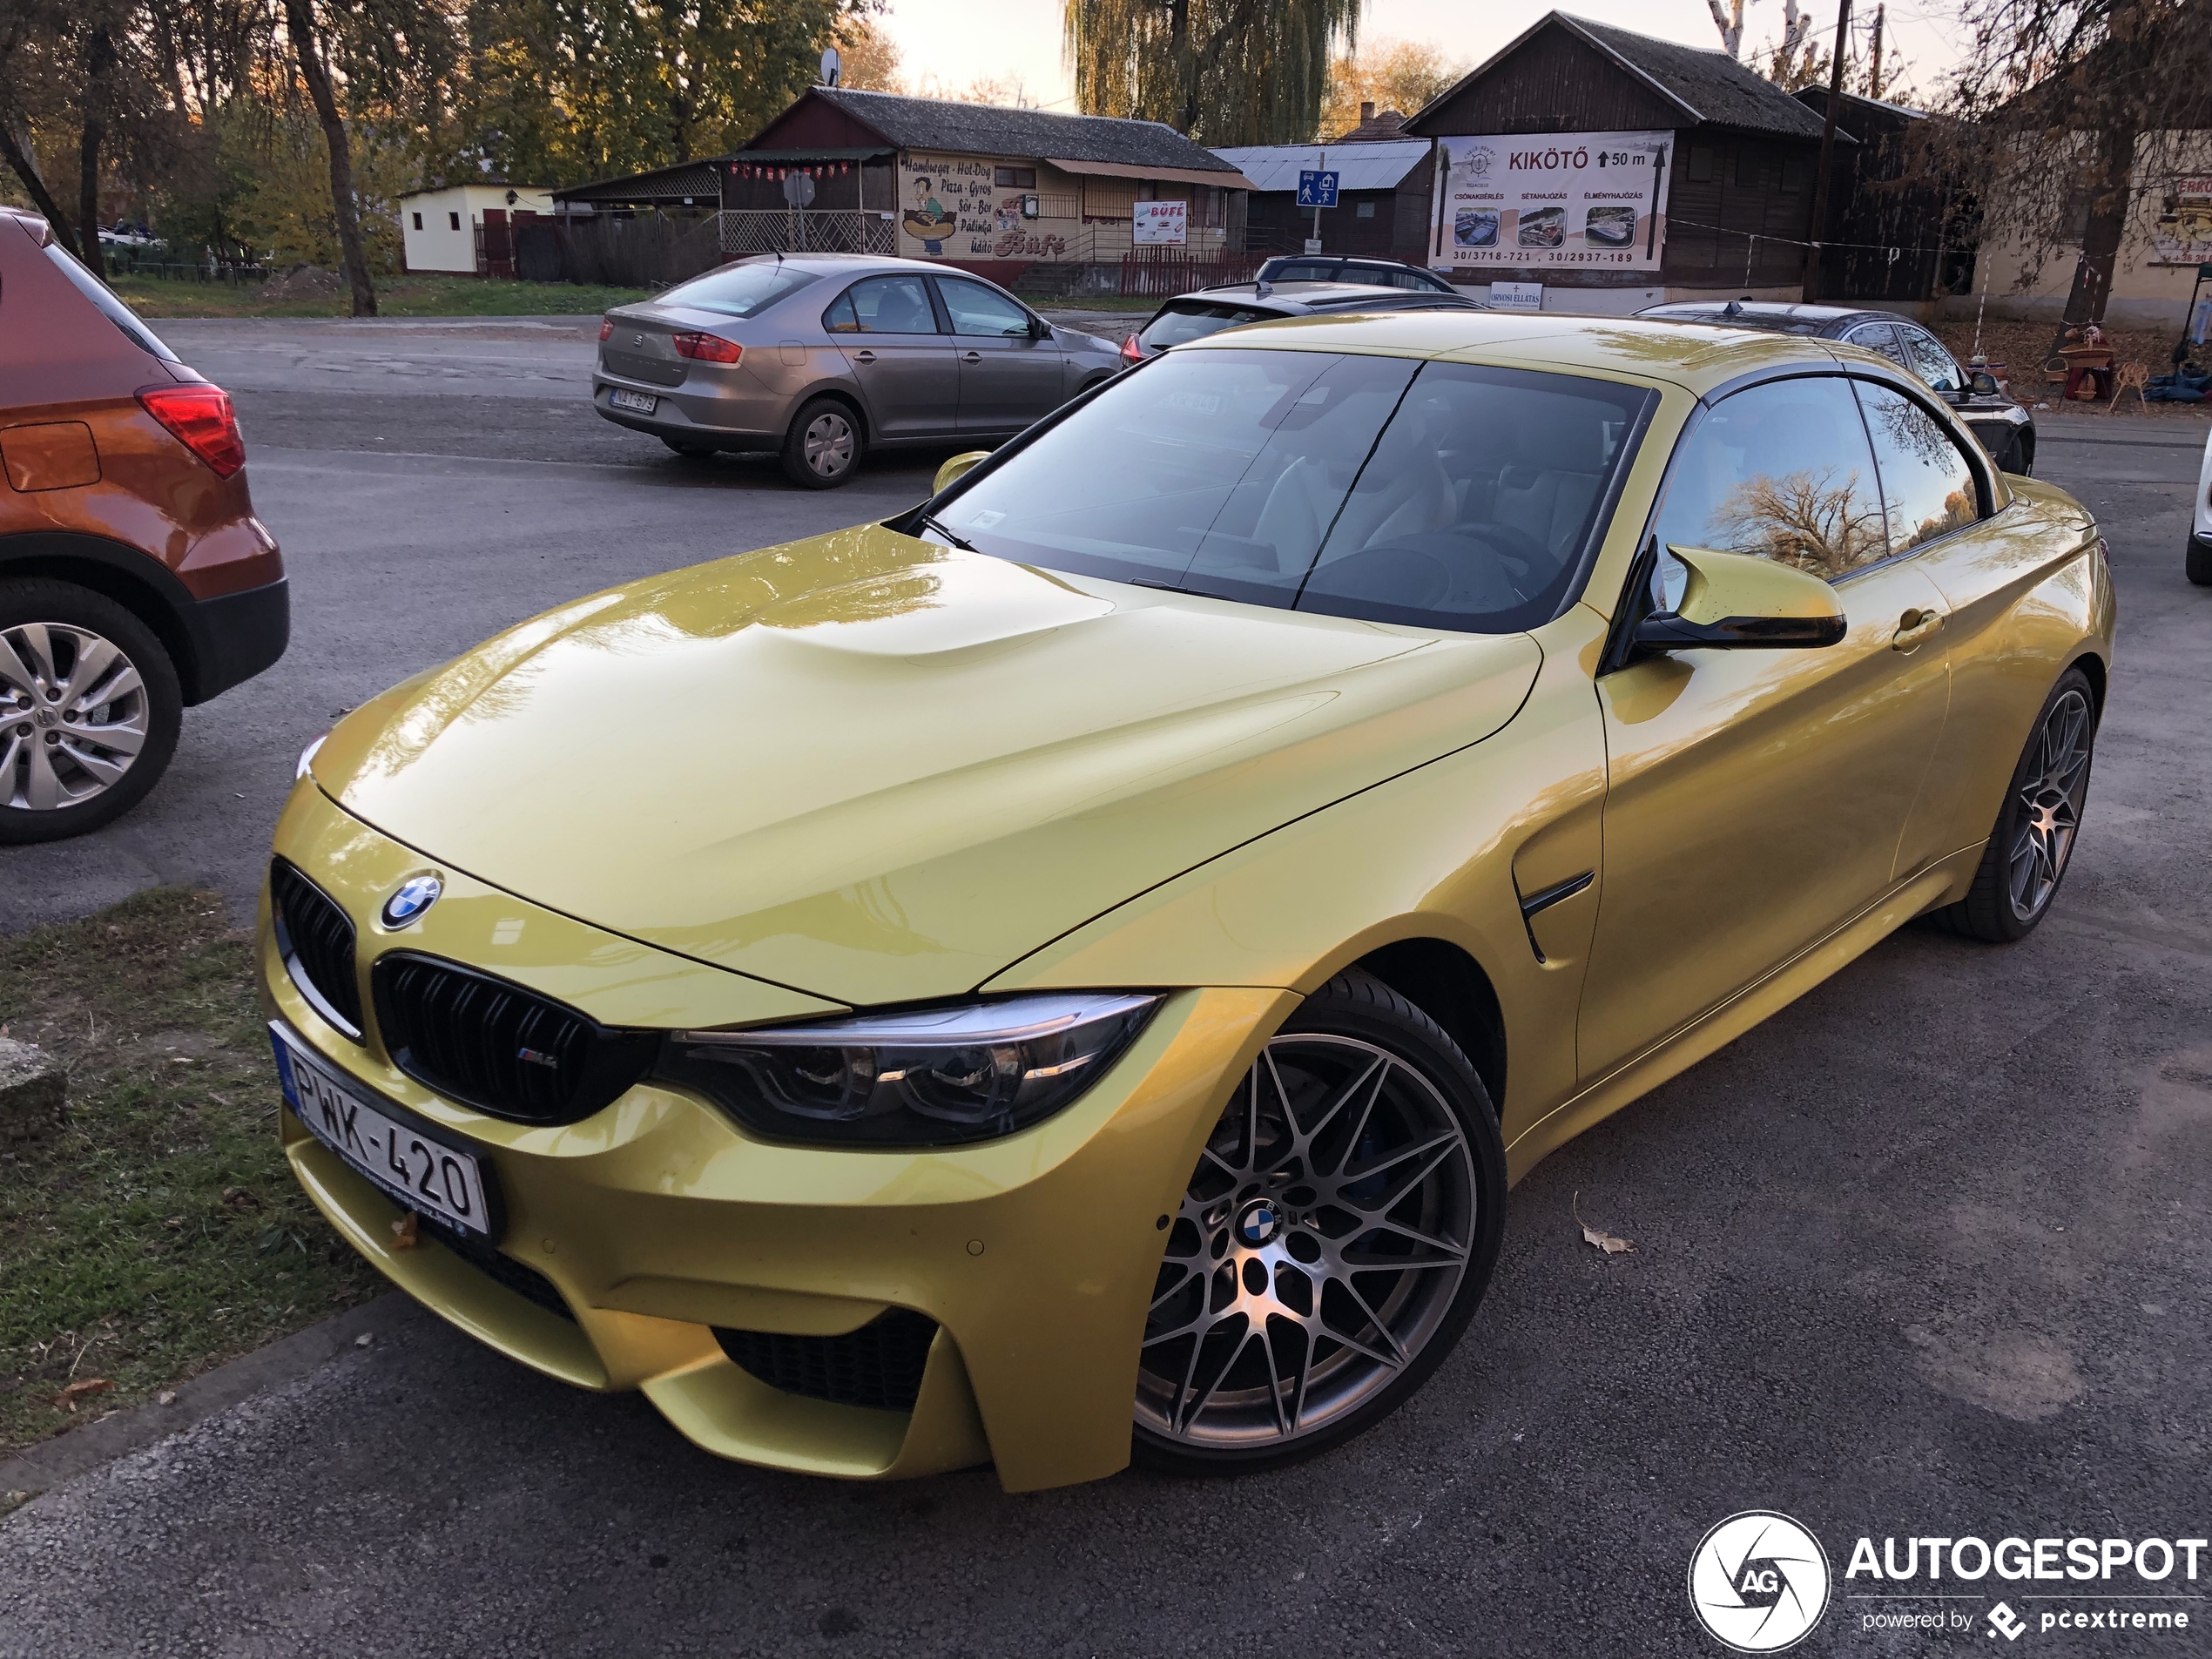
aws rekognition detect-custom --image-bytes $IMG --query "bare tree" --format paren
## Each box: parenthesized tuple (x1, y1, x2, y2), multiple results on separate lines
(1938, 0, 2212, 334)
(1708, 0, 1813, 63)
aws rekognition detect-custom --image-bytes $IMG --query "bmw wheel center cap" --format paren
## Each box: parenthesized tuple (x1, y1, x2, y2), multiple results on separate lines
(381, 874, 443, 928)
(1237, 1200, 1284, 1247)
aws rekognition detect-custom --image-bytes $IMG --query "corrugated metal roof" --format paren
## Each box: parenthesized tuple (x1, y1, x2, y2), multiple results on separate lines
(772, 88, 1243, 174)
(1210, 140, 1430, 193)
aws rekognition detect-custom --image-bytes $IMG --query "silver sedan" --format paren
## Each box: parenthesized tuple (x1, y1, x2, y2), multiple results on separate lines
(591, 253, 1125, 489)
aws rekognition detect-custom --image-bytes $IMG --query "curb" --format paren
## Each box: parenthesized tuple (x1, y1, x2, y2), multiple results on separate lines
(0, 1292, 421, 1513)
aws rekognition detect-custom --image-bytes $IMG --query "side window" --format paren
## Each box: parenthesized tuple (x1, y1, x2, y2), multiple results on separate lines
(845, 274, 938, 334)
(937, 276, 1032, 337)
(1854, 381, 1980, 554)
(1897, 326, 1962, 394)
(1844, 320, 1911, 371)
(1649, 375, 1887, 602)
(821, 290, 860, 333)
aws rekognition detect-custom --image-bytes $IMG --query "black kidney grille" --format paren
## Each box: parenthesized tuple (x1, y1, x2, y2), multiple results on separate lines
(715, 1310, 940, 1413)
(372, 953, 653, 1125)
(271, 860, 362, 1039)
(415, 1210, 574, 1323)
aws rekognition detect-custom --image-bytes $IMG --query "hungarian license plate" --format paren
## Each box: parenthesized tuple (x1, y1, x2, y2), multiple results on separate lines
(271, 1023, 494, 1238)
(609, 388, 658, 415)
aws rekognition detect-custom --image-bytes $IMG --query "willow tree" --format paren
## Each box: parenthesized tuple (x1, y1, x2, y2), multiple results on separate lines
(1065, 0, 1361, 145)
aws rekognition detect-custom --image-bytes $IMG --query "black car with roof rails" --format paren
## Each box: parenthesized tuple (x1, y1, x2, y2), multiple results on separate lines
(1636, 299, 2037, 475)
(1119, 280, 1485, 365)
(1251, 255, 1458, 294)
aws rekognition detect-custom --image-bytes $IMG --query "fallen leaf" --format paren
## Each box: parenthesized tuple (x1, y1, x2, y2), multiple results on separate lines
(389, 1212, 419, 1251)
(354, 1332, 375, 1348)
(1573, 1191, 1634, 1256)
(56, 1378, 112, 1410)
(157, 1390, 178, 1406)
(163, 1216, 184, 1229)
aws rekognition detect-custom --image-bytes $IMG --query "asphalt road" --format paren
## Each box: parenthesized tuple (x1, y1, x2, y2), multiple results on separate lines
(2, 321, 2209, 1657)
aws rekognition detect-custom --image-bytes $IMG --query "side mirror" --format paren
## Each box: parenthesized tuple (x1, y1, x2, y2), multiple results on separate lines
(933, 450, 991, 496)
(1028, 316, 1052, 341)
(1966, 369, 2002, 397)
(1632, 546, 1847, 652)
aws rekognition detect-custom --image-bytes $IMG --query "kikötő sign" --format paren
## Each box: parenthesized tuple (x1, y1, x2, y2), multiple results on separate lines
(1435, 132, 1672, 272)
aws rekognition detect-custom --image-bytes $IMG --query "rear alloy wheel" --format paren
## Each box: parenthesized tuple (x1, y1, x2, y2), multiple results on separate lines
(780, 396, 863, 489)
(1133, 970, 1506, 1474)
(0, 578, 181, 844)
(1930, 666, 2097, 942)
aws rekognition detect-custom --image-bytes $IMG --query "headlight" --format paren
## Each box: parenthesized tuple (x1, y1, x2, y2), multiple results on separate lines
(295, 732, 327, 780)
(656, 992, 1161, 1148)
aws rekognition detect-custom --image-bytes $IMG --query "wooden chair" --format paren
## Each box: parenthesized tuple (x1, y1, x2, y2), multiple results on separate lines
(2106, 361, 2149, 413)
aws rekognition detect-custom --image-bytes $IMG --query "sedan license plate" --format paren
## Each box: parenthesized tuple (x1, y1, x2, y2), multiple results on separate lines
(609, 388, 658, 415)
(271, 1024, 494, 1238)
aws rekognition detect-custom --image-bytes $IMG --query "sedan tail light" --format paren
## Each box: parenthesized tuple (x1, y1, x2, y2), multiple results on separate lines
(1121, 332, 1144, 363)
(138, 384, 246, 478)
(597, 317, 613, 341)
(671, 332, 743, 364)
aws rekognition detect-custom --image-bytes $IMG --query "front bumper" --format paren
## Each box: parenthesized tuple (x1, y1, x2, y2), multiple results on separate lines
(261, 779, 1289, 1490)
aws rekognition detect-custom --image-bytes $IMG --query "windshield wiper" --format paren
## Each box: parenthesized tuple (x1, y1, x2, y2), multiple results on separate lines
(916, 512, 975, 550)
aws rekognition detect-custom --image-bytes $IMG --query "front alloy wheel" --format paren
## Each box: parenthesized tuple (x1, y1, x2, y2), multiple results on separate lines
(1135, 971, 1506, 1473)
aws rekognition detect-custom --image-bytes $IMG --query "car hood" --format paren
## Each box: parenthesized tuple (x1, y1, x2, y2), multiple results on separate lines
(314, 527, 1541, 1007)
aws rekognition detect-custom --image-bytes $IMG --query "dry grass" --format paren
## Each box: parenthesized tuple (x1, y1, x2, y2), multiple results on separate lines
(0, 888, 374, 1454)
(1931, 317, 2212, 421)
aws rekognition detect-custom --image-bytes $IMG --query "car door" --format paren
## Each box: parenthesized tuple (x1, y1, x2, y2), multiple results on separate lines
(1847, 374, 2087, 860)
(1892, 324, 1965, 397)
(1576, 372, 1952, 1082)
(824, 274, 959, 439)
(935, 274, 1068, 433)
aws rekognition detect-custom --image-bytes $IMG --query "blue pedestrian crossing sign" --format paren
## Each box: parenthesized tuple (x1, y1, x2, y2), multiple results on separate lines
(1296, 170, 1340, 208)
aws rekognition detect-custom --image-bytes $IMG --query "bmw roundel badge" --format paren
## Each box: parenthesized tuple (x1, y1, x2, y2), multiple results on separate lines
(381, 873, 443, 928)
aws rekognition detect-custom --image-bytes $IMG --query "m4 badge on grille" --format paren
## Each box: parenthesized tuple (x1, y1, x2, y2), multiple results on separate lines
(516, 1047, 561, 1070)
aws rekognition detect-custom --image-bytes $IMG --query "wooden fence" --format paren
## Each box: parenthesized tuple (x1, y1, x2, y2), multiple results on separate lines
(1117, 247, 1264, 298)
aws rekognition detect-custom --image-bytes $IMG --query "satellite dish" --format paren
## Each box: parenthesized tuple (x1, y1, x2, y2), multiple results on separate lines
(820, 46, 840, 86)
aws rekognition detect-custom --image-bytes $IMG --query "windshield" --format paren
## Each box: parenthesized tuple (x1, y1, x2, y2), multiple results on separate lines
(42, 242, 179, 361)
(1138, 300, 1278, 350)
(658, 260, 819, 318)
(930, 347, 1653, 633)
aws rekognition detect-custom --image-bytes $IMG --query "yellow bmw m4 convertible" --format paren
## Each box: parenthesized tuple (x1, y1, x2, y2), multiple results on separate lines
(262, 313, 2112, 1492)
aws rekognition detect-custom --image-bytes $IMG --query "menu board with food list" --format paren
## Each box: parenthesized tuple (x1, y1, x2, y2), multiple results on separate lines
(1433, 132, 1673, 273)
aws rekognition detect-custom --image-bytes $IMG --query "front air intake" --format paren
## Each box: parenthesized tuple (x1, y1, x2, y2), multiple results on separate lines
(370, 952, 653, 1125)
(714, 1310, 940, 1413)
(270, 859, 362, 1040)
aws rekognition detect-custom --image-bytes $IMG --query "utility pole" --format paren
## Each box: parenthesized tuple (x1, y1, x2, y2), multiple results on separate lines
(1803, 0, 1853, 302)
(1869, 3, 1885, 100)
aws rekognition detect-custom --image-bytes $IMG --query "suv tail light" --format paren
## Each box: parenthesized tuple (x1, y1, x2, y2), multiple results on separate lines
(671, 332, 743, 364)
(1122, 332, 1143, 363)
(138, 384, 246, 478)
(598, 317, 613, 341)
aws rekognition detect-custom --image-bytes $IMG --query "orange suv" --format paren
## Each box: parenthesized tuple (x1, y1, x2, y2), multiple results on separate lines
(0, 206, 287, 842)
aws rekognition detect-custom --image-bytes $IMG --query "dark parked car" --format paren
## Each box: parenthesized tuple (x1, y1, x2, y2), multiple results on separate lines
(1251, 255, 1457, 293)
(1635, 300, 2036, 475)
(0, 206, 286, 842)
(1120, 280, 1485, 364)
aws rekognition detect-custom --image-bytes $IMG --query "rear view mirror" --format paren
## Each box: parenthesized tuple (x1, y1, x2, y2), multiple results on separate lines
(933, 450, 991, 496)
(1632, 546, 1846, 652)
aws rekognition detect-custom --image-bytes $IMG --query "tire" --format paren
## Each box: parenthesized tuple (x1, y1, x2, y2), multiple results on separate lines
(1131, 968, 1507, 1475)
(2188, 535, 2212, 587)
(779, 396, 863, 489)
(659, 435, 717, 458)
(1927, 665, 2097, 942)
(0, 577, 182, 845)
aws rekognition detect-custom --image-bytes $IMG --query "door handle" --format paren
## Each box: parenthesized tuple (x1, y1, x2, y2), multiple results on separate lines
(1892, 607, 1945, 651)
(961, 350, 982, 364)
(853, 349, 876, 364)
